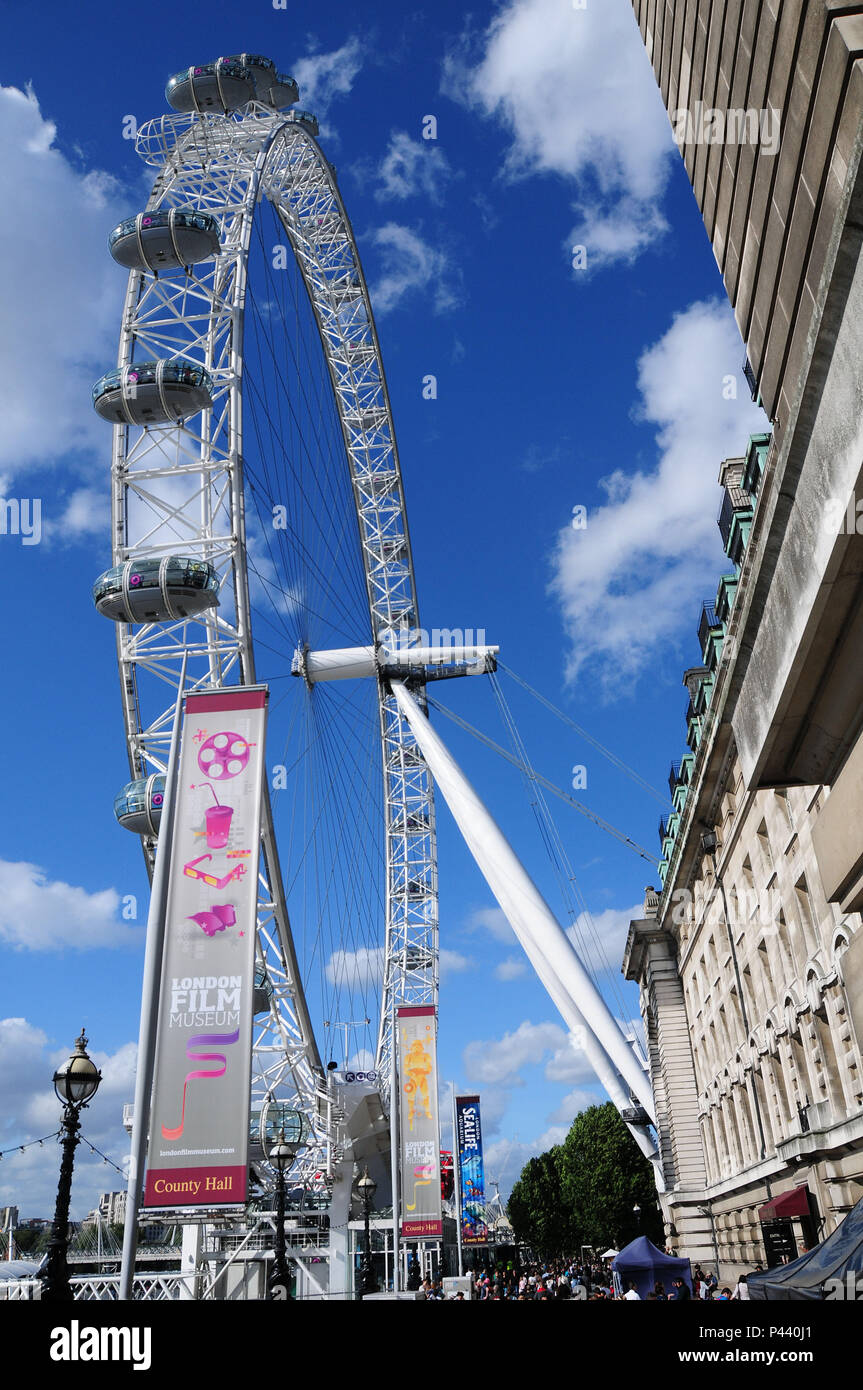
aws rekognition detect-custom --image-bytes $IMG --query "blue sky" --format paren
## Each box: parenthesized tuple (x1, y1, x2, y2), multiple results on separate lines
(0, 0, 767, 1219)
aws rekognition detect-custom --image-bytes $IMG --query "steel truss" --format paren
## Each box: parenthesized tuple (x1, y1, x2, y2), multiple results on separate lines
(108, 101, 439, 1189)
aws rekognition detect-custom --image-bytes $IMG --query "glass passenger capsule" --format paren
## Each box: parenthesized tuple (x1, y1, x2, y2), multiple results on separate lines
(165, 58, 256, 114)
(92, 359, 213, 425)
(248, 1103, 307, 1160)
(252, 965, 274, 1016)
(108, 209, 221, 272)
(92, 556, 220, 623)
(114, 774, 166, 836)
(222, 53, 299, 107)
(288, 109, 319, 136)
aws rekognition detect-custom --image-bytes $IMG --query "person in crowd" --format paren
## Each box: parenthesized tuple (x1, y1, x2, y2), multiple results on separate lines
(623, 1282, 641, 1300)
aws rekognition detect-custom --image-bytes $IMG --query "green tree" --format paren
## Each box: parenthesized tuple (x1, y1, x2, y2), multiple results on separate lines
(507, 1103, 662, 1255)
(560, 1103, 662, 1250)
(507, 1145, 575, 1256)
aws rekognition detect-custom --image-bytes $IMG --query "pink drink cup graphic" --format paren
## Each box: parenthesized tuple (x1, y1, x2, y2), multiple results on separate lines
(205, 804, 233, 849)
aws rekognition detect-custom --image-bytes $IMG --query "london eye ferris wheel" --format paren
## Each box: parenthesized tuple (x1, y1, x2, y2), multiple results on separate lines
(91, 52, 442, 1183)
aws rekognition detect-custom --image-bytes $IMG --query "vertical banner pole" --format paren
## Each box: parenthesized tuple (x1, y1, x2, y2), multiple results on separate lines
(390, 1007, 400, 1292)
(119, 654, 187, 1301)
(452, 1081, 464, 1277)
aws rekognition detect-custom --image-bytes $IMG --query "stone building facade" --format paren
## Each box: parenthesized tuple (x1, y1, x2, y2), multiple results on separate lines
(623, 1, 863, 1275)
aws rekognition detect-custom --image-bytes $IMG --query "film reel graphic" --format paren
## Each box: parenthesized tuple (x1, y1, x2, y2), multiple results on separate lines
(196, 731, 253, 780)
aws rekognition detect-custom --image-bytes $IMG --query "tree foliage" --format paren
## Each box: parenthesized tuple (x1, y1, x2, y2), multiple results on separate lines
(507, 1103, 663, 1254)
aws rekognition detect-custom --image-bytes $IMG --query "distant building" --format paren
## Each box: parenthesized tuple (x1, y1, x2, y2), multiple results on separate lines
(96, 1191, 127, 1226)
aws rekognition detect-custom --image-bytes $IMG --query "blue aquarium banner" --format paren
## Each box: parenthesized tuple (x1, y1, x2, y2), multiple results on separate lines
(456, 1095, 489, 1246)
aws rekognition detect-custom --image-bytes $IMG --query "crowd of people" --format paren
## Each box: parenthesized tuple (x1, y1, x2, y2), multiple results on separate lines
(418, 1256, 762, 1300)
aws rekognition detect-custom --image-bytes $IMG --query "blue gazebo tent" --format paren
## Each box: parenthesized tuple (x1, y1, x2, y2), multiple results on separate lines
(748, 1195, 863, 1300)
(612, 1237, 693, 1299)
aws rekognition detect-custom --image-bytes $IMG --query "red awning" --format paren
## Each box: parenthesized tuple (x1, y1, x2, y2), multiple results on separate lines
(758, 1185, 811, 1222)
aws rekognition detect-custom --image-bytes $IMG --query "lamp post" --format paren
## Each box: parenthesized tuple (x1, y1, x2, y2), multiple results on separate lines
(267, 1126, 298, 1300)
(42, 1031, 101, 1302)
(633, 1203, 642, 1234)
(356, 1166, 378, 1299)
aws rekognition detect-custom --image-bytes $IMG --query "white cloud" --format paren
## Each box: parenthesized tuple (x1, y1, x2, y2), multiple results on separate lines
(483, 1113, 597, 1194)
(569, 196, 669, 274)
(0, 85, 127, 480)
(368, 223, 460, 315)
(374, 131, 453, 203)
(445, 0, 676, 270)
(324, 945, 468, 989)
(566, 904, 641, 976)
(549, 299, 767, 689)
(547, 1087, 599, 1126)
(466, 905, 513, 944)
(494, 956, 527, 981)
(43, 487, 111, 545)
(440, 948, 473, 979)
(463, 1019, 594, 1087)
(0, 1019, 136, 1220)
(0, 860, 142, 952)
(543, 1032, 599, 1085)
(293, 39, 364, 114)
(325, 946, 385, 991)
(346, 1048, 375, 1072)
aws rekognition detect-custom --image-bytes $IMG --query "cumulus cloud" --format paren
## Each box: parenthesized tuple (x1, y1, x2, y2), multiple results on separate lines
(0, 1018, 136, 1219)
(494, 956, 527, 981)
(550, 299, 767, 689)
(43, 486, 111, 545)
(440, 948, 473, 979)
(444, 0, 675, 270)
(325, 945, 468, 990)
(483, 1116, 595, 1196)
(373, 131, 454, 203)
(566, 903, 641, 976)
(0, 860, 142, 952)
(463, 1019, 594, 1088)
(547, 1087, 600, 1126)
(293, 39, 364, 115)
(368, 224, 461, 315)
(569, 196, 670, 274)
(325, 946, 385, 991)
(465, 905, 513, 944)
(0, 85, 127, 480)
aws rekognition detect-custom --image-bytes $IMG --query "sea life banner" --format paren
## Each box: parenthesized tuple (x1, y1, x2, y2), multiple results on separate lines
(456, 1095, 489, 1246)
(398, 1005, 442, 1238)
(144, 688, 267, 1208)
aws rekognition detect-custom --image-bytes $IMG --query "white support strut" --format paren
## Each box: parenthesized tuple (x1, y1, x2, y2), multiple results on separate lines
(389, 681, 658, 1129)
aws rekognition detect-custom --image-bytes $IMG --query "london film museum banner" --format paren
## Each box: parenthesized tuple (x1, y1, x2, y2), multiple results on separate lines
(144, 688, 268, 1208)
(397, 1005, 443, 1238)
(456, 1095, 489, 1246)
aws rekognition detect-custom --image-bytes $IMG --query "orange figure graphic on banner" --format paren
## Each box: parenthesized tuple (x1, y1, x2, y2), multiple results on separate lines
(402, 1038, 433, 1131)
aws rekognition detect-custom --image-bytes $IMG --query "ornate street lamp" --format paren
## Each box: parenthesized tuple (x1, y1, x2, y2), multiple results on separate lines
(267, 1125, 299, 1300)
(633, 1203, 642, 1234)
(356, 1166, 378, 1298)
(41, 1031, 101, 1302)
